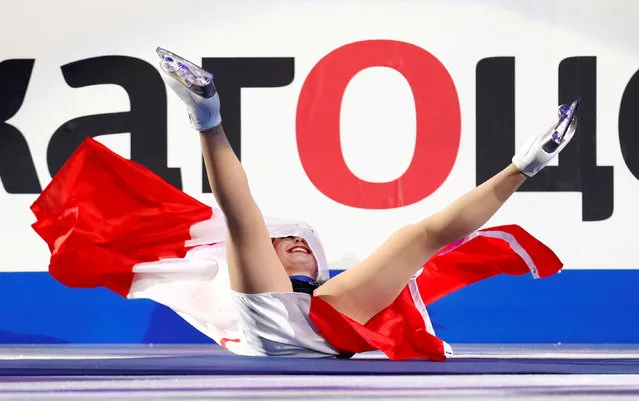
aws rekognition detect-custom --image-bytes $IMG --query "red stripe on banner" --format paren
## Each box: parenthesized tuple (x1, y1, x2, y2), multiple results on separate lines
(31, 138, 213, 296)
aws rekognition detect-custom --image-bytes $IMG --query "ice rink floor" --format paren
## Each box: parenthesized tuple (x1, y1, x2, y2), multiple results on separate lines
(1, 344, 638, 400)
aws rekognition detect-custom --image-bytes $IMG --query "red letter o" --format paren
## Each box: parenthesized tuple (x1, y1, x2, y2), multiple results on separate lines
(296, 40, 461, 209)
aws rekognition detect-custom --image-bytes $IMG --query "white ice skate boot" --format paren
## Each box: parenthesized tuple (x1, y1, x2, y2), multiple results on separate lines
(512, 98, 580, 177)
(157, 47, 222, 131)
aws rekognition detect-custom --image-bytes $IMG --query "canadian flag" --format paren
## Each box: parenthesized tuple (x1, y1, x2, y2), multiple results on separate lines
(31, 138, 562, 361)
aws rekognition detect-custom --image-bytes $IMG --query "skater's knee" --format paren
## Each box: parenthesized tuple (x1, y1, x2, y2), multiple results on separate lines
(414, 218, 461, 250)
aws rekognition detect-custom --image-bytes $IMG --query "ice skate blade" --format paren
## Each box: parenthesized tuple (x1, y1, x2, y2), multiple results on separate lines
(156, 47, 216, 99)
(542, 98, 580, 153)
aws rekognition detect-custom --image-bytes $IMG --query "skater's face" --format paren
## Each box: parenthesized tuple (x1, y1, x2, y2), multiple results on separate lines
(272, 236, 319, 279)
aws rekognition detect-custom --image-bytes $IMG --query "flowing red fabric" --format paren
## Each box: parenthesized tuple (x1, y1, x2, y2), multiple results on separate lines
(31, 138, 212, 296)
(31, 137, 563, 360)
(308, 226, 562, 360)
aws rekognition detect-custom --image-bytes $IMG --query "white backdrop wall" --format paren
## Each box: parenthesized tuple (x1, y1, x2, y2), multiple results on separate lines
(1, 0, 638, 274)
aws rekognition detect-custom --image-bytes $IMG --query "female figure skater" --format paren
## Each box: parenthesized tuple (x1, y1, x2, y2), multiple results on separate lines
(30, 48, 576, 360)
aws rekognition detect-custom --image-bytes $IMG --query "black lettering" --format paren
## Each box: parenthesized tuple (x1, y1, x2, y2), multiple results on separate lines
(619, 69, 639, 180)
(47, 56, 181, 188)
(475, 57, 515, 184)
(476, 57, 613, 221)
(200, 58, 295, 192)
(0, 59, 41, 193)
